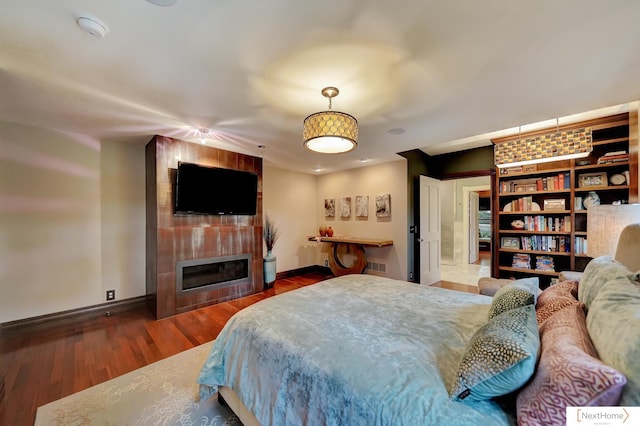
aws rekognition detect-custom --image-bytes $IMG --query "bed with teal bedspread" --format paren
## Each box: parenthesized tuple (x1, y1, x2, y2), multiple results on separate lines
(197, 274, 515, 425)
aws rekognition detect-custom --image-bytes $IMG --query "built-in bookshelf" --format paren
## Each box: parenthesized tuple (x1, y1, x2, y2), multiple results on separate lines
(492, 113, 638, 287)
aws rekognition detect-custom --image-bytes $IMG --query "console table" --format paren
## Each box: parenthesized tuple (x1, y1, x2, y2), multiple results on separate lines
(308, 236, 393, 276)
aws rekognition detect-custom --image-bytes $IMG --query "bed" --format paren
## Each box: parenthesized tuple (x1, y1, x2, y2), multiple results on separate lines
(197, 274, 521, 425)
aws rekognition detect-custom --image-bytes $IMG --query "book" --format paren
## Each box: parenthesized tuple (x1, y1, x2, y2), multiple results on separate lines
(512, 253, 531, 269)
(602, 150, 627, 157)
(536, 255, 555, 271)
(598, 153, 629, 164)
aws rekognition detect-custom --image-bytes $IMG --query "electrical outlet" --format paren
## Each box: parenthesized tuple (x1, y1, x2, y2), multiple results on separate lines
(106, 290, 115, 301)
(324, 259, 329, 267)
(409, 271, 414, 280)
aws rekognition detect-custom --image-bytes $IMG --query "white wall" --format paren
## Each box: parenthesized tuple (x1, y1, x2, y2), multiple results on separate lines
(262, 161, 409, 280)
(315, 160, 408, 280)
(100, 142, 146, 301)
(0, 121, 146, 323)
(1, 122, 101, 322)
(262, 165, 318, 272)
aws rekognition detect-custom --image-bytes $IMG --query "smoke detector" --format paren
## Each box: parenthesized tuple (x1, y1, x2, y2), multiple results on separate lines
(76, 14, 109, 38)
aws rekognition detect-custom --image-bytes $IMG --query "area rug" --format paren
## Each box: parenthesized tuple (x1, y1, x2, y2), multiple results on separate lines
(35, 341, 241, 426)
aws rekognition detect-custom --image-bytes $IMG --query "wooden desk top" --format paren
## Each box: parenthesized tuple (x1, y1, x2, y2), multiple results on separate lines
(307, 236, 393, 247)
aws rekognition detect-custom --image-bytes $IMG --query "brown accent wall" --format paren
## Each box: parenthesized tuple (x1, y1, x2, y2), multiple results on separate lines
(145, 136, 263, 319)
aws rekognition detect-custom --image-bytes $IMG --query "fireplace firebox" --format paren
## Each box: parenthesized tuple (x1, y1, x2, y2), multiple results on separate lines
(176, 254, 251, 296)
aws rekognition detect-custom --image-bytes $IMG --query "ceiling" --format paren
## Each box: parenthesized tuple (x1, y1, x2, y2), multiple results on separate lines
(2, 1, 640, 175)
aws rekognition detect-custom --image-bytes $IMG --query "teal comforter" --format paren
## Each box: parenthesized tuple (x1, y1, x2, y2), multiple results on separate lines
(198, 274, 514, 425)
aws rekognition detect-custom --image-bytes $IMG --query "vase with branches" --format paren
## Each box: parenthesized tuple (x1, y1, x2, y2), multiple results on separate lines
(263, 214, 279, 288)
(263, 214, 279, 254)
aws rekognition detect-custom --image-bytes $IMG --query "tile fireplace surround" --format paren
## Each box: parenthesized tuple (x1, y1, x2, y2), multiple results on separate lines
(145, 136, 264, 319)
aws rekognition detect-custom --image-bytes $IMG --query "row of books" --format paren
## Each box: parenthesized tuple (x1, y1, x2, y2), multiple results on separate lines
(575, 236, 588, 255)
(597, 150, 628, 165)
(510, 253, 556, 271)
(537, 173, 570, 191)
(521, 215, 571, 232)
(499, 172, 570, 193)
(506, 196, 535, 211)
(518, 235, 571, 253)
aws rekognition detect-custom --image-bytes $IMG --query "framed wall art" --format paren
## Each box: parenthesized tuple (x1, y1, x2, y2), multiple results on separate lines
(355, 195, 369, 218)
(376, 193, 391, 217)
(339, 197, 352, 218)
(324, 198, 335, 218)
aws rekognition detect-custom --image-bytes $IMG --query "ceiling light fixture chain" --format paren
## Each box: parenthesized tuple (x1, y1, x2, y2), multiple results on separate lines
(322, 86, 339, 110)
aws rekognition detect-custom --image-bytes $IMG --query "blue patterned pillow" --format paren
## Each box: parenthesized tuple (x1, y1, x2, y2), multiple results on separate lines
(451, 304, 540, 402)
(488, 277, 539, 319)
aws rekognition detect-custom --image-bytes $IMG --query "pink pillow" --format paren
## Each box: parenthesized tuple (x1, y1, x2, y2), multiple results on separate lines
(517, 304, 626, 425)
(535, 280, 581, 324)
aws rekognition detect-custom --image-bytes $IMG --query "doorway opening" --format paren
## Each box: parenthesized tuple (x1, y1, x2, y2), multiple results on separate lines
(439, 176, 492, 286)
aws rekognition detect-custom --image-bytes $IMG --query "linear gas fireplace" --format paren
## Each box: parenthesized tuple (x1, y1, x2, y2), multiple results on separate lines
(176, 254, 252, 296)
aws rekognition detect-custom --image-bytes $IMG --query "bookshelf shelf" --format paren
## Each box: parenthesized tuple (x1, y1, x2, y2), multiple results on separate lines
(498, 266, 560, 277)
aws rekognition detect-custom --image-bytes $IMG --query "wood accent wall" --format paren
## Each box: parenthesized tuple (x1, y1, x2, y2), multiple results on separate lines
(145, 136, 263, 319)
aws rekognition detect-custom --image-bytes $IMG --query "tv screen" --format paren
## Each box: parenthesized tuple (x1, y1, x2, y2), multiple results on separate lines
(175, 162, 258, 215)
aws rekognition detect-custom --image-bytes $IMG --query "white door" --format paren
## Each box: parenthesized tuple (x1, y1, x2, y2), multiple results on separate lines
(468, 191, 479, 264)
(419, 175, 441, 285)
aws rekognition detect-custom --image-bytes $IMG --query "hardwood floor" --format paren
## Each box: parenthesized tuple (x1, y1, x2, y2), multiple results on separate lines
(0, 271, 476, 425)
(0, 272, 325, 426)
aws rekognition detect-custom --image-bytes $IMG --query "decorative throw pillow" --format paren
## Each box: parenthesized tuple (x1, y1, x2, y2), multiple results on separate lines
(517, 304, 626, 425)
(488, 277, 539, 320)
(537, 280, 578, 302)
(587, 275, 640, 406)
(578, 256, 633, 309)
(450, 305, 539, 402)
(535, 280, 583, 324)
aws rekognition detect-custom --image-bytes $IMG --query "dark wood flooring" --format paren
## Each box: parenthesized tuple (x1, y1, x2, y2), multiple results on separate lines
(0, 272, 476, 426)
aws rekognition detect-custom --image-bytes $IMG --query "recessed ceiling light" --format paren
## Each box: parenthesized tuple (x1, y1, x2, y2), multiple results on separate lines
(76, 15, 109, 38)
(387, 128, 405, 136)
(145, 0, 178, 6)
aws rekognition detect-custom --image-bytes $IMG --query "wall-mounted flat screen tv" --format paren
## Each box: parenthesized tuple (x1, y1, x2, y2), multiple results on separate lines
(175, 162, 258, 215)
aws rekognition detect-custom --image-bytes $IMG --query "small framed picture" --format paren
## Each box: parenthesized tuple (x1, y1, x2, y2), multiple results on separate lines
(543, 199, 566, 211)
(523, 165, 537, 173)
(500, 166, 523, 175)
(578, 172, 608, 188)
(525, 183, 537, 192)
(501, 237, 520, 249)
